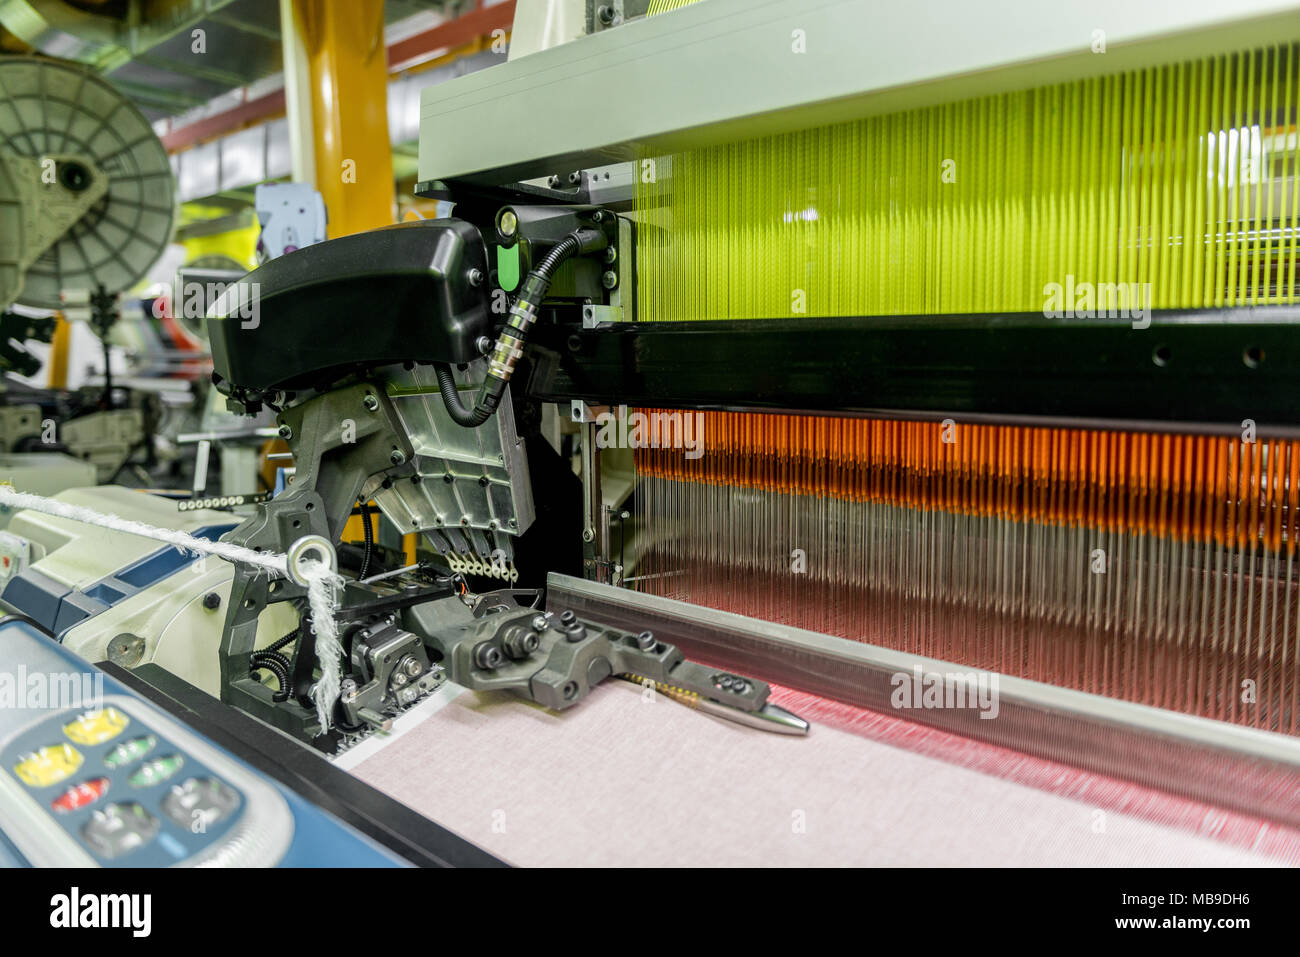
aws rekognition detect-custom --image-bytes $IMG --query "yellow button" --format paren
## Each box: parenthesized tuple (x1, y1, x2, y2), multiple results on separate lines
(13, 744, 84, 788)
(63, 707, 130, 746)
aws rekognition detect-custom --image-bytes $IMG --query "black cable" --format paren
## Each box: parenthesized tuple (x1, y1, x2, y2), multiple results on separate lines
(358, 499, 374, 580)
(437, 227, 607, 428)
(265, 629, 299, 653)
(434, 361, 497, 427)
(249, 650, 292, 702)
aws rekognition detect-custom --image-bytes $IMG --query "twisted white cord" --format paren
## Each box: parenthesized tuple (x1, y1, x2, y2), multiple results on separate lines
(0, 485, 344, 729)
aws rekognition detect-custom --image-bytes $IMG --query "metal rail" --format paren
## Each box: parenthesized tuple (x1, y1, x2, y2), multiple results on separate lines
(547, 573, 1300, 828)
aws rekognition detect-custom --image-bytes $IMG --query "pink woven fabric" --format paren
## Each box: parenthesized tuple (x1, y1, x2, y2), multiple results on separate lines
(348, 681, 1300, 866)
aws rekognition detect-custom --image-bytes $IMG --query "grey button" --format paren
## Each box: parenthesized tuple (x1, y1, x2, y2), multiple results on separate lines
(81, 801, 160, 859)
(161, 777, 240, 832)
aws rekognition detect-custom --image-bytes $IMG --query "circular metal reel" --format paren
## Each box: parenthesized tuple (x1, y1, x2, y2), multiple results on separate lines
(0, 56, 176, 309)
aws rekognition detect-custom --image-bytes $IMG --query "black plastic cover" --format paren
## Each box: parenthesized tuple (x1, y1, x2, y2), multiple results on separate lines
(207, 219, 491, 394)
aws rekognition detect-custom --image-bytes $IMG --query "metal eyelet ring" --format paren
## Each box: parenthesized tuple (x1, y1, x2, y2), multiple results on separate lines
(286, 534, 338, 587)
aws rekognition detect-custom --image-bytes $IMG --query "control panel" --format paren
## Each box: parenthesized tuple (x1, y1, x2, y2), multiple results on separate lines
(0, 619, 405, 867)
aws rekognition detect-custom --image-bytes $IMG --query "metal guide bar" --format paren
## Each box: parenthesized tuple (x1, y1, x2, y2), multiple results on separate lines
(526, 308, 1300, 432)
(546, 573, 1300, 829)
(418, 0, 1300, 184)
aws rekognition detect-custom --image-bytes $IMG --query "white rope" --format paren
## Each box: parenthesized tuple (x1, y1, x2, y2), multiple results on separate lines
(0, 485, 344, 730)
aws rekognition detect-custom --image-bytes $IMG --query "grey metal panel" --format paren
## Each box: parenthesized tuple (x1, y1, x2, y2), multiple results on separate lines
(264, 117, 293, 180)
(419, 0, 1300, 184)
(218, 124, 269, 190)
(177, 140, 221, 202)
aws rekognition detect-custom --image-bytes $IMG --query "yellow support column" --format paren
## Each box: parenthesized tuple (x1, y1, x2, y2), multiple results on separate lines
(46, 315, 70, 390)
(282, 0, 395, 238)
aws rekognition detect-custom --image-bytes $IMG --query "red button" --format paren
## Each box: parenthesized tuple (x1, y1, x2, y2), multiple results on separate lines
(51, 777, 110, 813)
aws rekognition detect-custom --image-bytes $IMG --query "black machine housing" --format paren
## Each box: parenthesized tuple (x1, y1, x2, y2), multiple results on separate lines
(207, 219, 492, 410)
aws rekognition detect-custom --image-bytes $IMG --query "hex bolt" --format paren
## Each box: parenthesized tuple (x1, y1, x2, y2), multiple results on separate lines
(635, 630, 655, 651)
(362, 393, 379, 412)
(278, 424, 292, 440)
(532, 614, 551, 632)
(602, 271, 618, 290)
(202, 592, 221, 610)
(474, 643, 504, 670)
(390, 449, 406, 465)
(503, 629, 541, 660)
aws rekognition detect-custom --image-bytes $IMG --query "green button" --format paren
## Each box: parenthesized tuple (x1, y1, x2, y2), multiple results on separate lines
(104, 734, 156, 769)
(128, 754, 184, 788)
(496, 244, 520, 292)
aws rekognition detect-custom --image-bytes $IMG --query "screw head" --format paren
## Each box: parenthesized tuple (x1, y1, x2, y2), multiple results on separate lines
(476, 335, 492, 355)
(390, 449, 406, 465)
(568, 171, 582, 185)
(278, 424, 292, 440)
(468, 268, 484, 287)
(602, 271, 618, 290)
(636, 630, 655, 651)
(603, 246, 617, 264)
(362, 393, 379, 411)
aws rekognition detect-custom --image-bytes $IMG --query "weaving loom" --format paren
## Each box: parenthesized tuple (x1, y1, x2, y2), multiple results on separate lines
(624, 3, 1300, 736)
(410, 0, 1300, 859)
(8, 0, 1300, 868)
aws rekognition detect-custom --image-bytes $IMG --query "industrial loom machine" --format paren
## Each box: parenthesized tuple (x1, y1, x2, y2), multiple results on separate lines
(6, 0, 1300, 865)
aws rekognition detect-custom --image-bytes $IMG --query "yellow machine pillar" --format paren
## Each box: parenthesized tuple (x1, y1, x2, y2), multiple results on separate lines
(46, 315, 70, 390)
(280, 0, 395, 238)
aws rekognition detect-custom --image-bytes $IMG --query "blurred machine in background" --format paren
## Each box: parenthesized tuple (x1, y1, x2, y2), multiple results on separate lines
(0, 55, 176, 488)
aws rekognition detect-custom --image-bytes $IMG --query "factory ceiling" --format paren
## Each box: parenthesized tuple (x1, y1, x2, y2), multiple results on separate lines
(0, 0, 467, 120)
